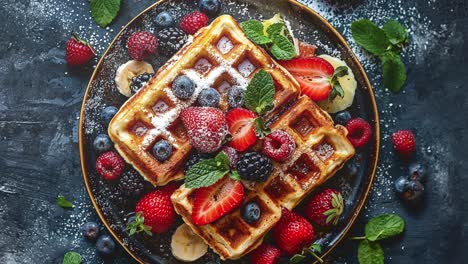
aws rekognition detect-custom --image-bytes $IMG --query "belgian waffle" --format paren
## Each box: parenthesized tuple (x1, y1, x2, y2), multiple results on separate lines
(108, 15, 300, 186)
(171, 97, 355, 260)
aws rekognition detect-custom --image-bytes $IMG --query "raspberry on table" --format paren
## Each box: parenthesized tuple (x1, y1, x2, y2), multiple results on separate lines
(263, 130, 296, 161)
(96, 151, 124, 181)
(392, 130, 416, 157)
(127, 31, 158, 61)
(180, 11, 209, 35)
(345, 118, 372, 148)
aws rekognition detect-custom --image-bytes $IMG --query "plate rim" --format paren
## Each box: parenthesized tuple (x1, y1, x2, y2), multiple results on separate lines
(78, 0, 380, 262)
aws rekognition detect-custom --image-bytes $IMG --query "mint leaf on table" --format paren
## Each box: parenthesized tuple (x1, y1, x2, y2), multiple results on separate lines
(351, 19, 390, 56)
(62, 251, 82, 264)
(383, 20, 409, 45)
(365, 213, 405, 241)
(57, 195, 73, 208)
(240, 20, 272, 45)
(358, 240, 384, 264)
(381, 52, 407, 92)
(244, 69, 275, 115)
(90, 0, 121, 28)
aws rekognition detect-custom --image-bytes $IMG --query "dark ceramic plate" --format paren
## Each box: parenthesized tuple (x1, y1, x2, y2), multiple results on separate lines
(79, 0, 379, 263)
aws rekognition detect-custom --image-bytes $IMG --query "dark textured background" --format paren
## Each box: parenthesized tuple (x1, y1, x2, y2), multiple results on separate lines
(0, 0, 467, 263)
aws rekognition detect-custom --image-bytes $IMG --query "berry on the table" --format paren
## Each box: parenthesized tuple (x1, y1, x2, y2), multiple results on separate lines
(157, 27, 187, 56)
(394, 176, 410, 193)
(180, 11, 209, 35)
(241, 201, 261, 224)
(222, 146, 239, 169)
(66, 33, 96, 66)
(172, 75, 195, 100)
(81, 222, 100, 241)
(130, 72, 154, 94)
(250, 244, 281, 264)
(127, 31, 158, 61)
(334, 111, 352, 126)
(101, 106, 118, 127)
(408, 163, 426, 182)
(199, 0, 222, 16)
(304, 188, 344, 227)
(263, 130, 296, 161)
(392, 130, 416, 157)
(345, 118, 372, 148)
(96, 235, 116, 256)
(273, 208, 315, 255)
(96, 151, 124, 181)
(197, 87, 220, 107)
(237, 152, 273, 182)
(227, 86, 245, 108)
(403, 180, 425, 201)
(152, 139, 173, 162)
(154, 11, 174, 28)
(93, 134, 112, 153)
(184, 151, 214, 172)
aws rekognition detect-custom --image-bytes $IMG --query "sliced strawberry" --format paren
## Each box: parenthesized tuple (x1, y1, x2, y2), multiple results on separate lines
(225, 108, 258, 152)
(192, 176, 244, 225)
(280, 57, 335, 101)
(298, 41, 317, 58)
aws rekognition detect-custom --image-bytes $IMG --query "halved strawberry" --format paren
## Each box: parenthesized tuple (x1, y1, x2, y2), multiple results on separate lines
(280, 57, 336, 101)
(225, 108, 258, 152)
(298, 41, 317, 58)
(192, 176, 244, 225)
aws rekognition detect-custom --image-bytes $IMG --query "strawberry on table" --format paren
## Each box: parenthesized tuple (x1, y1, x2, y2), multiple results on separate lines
(66, 33, 96, 66)
(180, 11, 209, 35)
(273, 208, 315, 255)
(225, 108, 258, 152)
(304, 188, 344, 227)
(250, 244, 282, 264)
(191, 176, 244, 225)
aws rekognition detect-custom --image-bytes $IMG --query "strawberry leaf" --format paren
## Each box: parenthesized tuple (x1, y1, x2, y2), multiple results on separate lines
(244, 70, 275, 115)
(254, 117, 271, 139)
(126, 212, 152, 236)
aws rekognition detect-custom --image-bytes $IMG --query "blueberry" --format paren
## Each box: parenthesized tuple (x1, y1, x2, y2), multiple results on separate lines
(93, 134, 112, 153)
(394, 176, 410, 193)
(154, 11, 174, 28)
(101, 106, 118, 127)
(241, 201, 261, 224)
(335, 111, 352, 125)
(96, 235, 116, 256)
(402, 180, 425, 201)
(152, 139, 173, 162)
(227, 86, 244, 108)
(172, 75, 195, 100)
(198, 88, 220, 107)
(199, 0, 222, 16)
(81, 222, 100, 241)
(408, 163, 426, 182)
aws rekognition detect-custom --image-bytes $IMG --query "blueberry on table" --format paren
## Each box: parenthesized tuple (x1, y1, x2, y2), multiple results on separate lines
(394, 176, 410, 193)
(96, 235, 116, 255)
(403, 180, 425, 201)
(227, 86, 245, 108)
(93, 134, 112, 153)
(334, 111, 352, 125)
(154, 11, 174, 28)
(198, 87, 220, 107)
(241, 201, 261, 224)
(152, 139, 173, 162)
(81, 222, 100, 241)
(101, 106, 118, 126)
(199, 0, 222, 16)
(172, 75, 194, 100)
(408, 163, 426, 182)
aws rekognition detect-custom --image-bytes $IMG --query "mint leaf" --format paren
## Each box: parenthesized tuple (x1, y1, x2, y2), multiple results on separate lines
(254, 117, 271, 138)
(241, 20, 272, 45)
(266, 23, 285, 38)
(185, 159, 229, 188)
(244, 70, 275, 115)
(214, 152, 230, 171)
(270, 33, 296, 60)
(383, 20, 408, 45)
(365, 213, 405, 241)
(351, 19, 389, 56)
(126, 212, 152, 236)
(229, 170, 241, 181)
(57, 195, 73, 208)
(290, 254, 306, 264)
(381, 53, 407, 92)
(90, 0, 121, 28)
(62, 251, 82, 264)
(357, 240, 384, 264)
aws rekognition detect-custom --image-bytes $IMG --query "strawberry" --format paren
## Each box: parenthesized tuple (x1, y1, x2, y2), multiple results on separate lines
(192, 176, 244, 225)
(127, 31, 158, 61)
(66, 33, 95, 66)
(280, 57, 343, 102)
(392, 130, 416, 157)
(181, 107, 228, 153)
(95, 151, 124, 180)
(250, 244, 282, 264)
(304, 188, 344, 227)
(134, 182, 179, 233)
(180, 11, 209, 35)
(298, 41, 317, 58)
(273, 208, 315, 255)
(225, 108, 258, 152)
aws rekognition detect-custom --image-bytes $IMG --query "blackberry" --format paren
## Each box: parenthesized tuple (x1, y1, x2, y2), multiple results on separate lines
(157, 27, 188, 56)
(184, 151, 214, 172)
(130, 73, 154, 94)
(237, 152, 273, 182)
(114, 169, 145, 205)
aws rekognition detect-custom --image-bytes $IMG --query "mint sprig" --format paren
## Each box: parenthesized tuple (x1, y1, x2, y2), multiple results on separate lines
(62, 251, 82, 264)
(351, 19, 409, 92)
(290, 243, 323, 263)
(350, 214, 405, 264)
(240, 20, 272, 45)
(126, 212, 152, 236)
(57, 195, 73, 208)
(90, 0, 121, 28)
(185, 152, 240, 189)
(244, 69, 275, 115)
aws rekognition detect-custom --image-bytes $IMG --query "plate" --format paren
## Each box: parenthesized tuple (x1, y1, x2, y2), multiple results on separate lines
(79, 0, 379, 263)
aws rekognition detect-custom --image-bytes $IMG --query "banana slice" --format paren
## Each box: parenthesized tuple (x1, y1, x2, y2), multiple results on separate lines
(171, 224, 208, 262)
(115, 60, 154, 97)
(317, 55, 357, 113)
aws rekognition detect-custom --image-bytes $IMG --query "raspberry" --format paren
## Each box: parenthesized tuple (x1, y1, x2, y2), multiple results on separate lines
(392, 130, 416, 157)
(263, 130, 296, 161)
(127, 31, 158, 61)
(345, 118, 372, 148)
(96, 151, 124, 180)
(179, 11, 209, 35)
(66, 33, 95, 66)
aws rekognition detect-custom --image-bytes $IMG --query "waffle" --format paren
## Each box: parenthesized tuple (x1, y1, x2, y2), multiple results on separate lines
(108, 15, 300, 186)
(171, 96, 355, 260)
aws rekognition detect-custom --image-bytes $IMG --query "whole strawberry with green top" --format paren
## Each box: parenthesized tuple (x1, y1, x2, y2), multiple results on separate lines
(304, 188, 344, 227)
